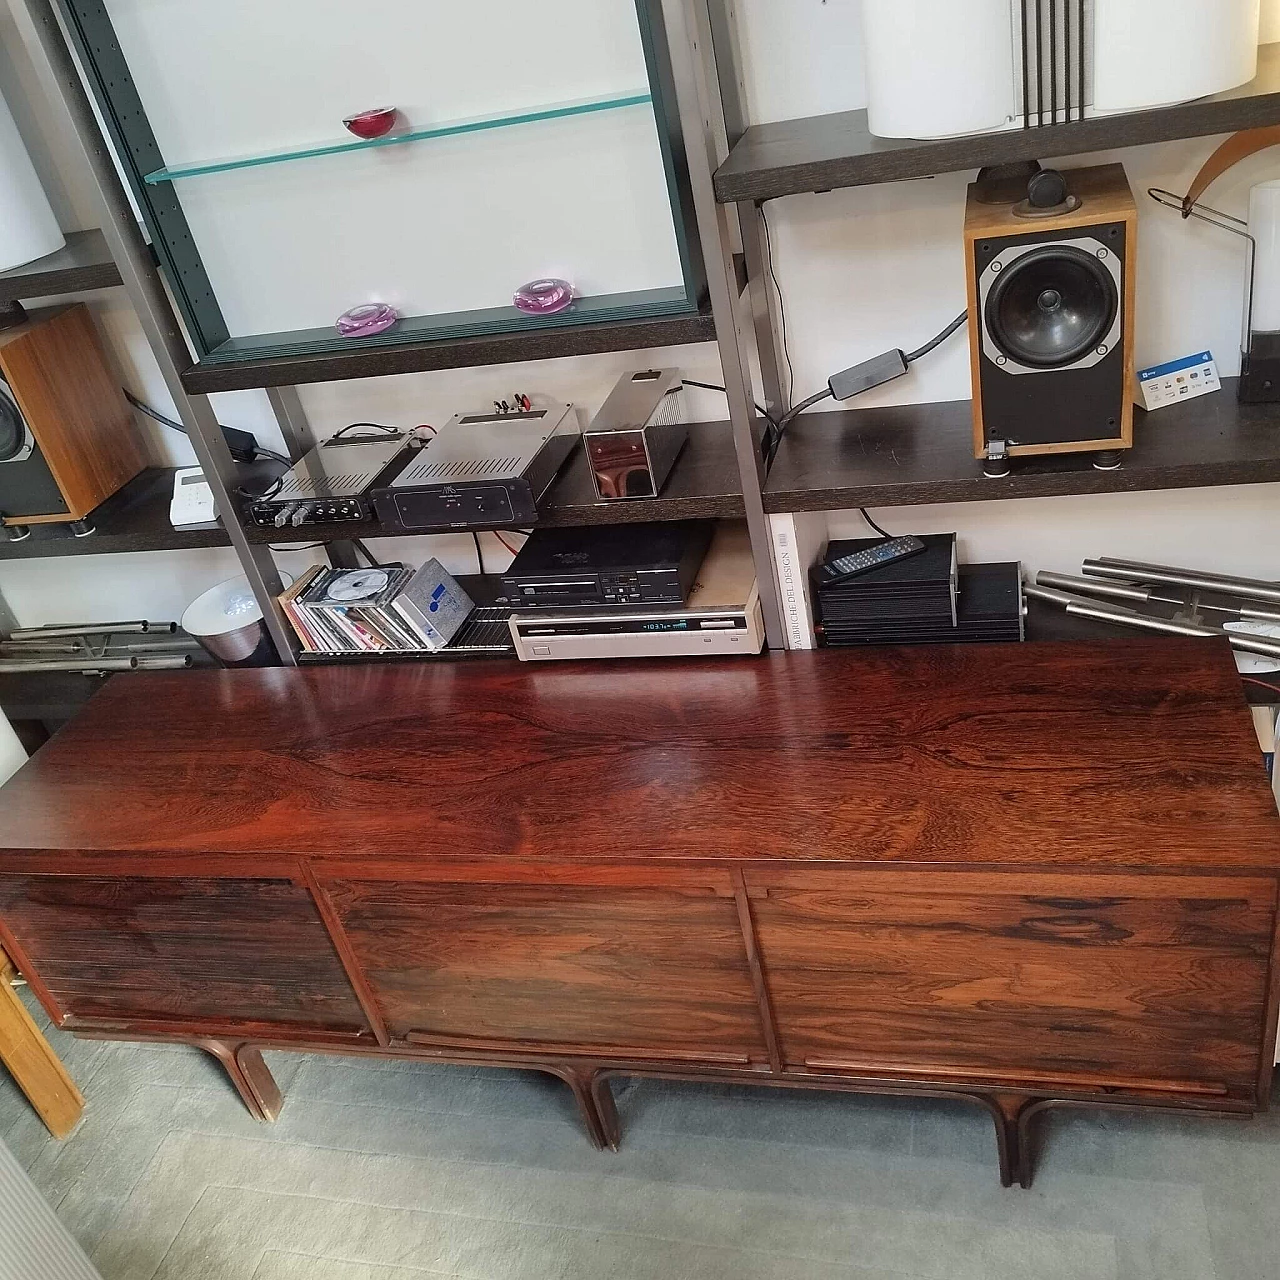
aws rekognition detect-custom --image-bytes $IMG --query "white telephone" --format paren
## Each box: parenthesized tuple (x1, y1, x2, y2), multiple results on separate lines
(169, 466, 217, 528)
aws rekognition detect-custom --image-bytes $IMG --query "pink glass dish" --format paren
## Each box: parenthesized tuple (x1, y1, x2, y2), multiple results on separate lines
(343, 107, 400, 140)
(514, 278, 575, 316)
(336, 302, 400, 338)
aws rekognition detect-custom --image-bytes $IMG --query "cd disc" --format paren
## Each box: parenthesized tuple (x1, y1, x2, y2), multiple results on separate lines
(326, 569, 390, 602)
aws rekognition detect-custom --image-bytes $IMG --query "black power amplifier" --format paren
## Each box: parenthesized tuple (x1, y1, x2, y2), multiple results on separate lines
(247, 433, 410, 530)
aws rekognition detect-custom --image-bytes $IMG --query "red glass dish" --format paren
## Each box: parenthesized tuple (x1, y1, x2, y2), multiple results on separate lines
(343, 107, 400, 140)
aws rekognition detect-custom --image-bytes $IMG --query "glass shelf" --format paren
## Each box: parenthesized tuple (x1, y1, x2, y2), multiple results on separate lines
(143, 90, 654, 185)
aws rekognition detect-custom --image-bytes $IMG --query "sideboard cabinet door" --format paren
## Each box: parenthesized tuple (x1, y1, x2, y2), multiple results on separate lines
(745, 868, 1276, 1102)
(0, 875, 369, 1034)
(323, 873, 768, 1065)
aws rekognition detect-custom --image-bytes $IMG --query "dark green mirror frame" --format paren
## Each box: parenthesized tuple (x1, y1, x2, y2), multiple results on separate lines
(55, 0, 708, 374)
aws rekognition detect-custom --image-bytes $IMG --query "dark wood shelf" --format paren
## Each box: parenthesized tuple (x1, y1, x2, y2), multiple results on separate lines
(763, 378, 1280, 514)
(248, 423, 745, 547)
(716, 44, 1280, 203)
(0, 230, 122, 302)
(181, 308, 719, 394)
(0, 468, 233, 561)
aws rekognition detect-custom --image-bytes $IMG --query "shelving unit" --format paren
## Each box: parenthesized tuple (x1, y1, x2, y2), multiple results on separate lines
(716, 43, 1280, 202)
(143, 92, 654, 185)
(763, 379, 1280, 514)
(10, 0, 1280, 683)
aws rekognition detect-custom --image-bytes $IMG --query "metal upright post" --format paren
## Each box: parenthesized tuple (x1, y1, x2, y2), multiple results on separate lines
(704, 0, 789, 420)
(660, 0, 785, 648)
(14, 0, 299, 664)
(264, 386, 316, 458)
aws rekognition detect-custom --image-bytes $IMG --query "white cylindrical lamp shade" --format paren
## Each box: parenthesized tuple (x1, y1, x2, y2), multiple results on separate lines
(0, 85, 64, 273)
(861, 0, 1018, 140)
(1249, 181, 1280, 335)
(1093, 0, 1260, 114)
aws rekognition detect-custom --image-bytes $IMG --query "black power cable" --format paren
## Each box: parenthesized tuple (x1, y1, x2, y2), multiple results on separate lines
(763, 309, 970, 467)
(682, 379, 778, 430)
(860, 509, 891, 539)
(904, 311, 969, 364)
(124, 389, 293, 469)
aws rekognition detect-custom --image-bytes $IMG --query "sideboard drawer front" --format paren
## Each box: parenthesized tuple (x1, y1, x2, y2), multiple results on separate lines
(746, 869, 1276, 1100)
(0, 875, 369, 1033)
(326, 878, 767, 1062)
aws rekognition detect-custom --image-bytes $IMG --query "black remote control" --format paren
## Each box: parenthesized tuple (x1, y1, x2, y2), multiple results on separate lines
(814, 536, 928, 588)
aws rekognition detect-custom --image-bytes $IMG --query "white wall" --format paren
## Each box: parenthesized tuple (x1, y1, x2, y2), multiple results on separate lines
(0, 0, 1276, 631)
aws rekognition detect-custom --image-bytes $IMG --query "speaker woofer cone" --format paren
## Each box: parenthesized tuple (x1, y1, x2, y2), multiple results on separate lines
(0, 384, 27, 463)
(985, 244, 1119, 369)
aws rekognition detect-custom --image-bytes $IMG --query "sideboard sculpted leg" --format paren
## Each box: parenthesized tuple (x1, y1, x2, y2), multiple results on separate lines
(549, 1066, 618, 1152)
(197, 1041, 282, 1123)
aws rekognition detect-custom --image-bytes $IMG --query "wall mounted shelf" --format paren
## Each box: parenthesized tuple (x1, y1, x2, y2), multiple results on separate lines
(716, 43, 1280, 203)
(0, 230, 122, 302)
(248, 422, 745, 547)
(763, 378, 1280, 513)
(181, 305, 718, 393)
(143, 91, 654, 185)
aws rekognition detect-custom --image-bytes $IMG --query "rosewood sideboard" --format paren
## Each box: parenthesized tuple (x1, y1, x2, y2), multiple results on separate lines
(0, 639, 1277, 1187)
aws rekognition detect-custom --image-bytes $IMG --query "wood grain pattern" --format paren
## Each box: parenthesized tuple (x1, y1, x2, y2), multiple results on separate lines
(0, 877, 368, 1034)
(1, 640, 1273, 873)
(0, 230, 122, 304)
(0, 642, 1275, 1182)
(325, 877, 768, 1062)
(0, 305, 145, 523)
(747, 868, 1275, 1101)
(0, 945, 83, 1138)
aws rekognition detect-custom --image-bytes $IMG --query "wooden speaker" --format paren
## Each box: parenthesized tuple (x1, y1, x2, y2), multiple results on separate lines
(0, 304, 145, 532)
(965, 164, 1137, 468)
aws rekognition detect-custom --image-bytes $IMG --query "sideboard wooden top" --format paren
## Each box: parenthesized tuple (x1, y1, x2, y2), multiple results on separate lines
(1, 639, 1276, 872)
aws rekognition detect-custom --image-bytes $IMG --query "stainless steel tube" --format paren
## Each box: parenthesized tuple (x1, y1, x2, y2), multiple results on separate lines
(0, 657, 140, 673)
(1039, 571, 1280, 622)
(134, 655, 194, 671)
(1082, 559, 1280, 606)
(7, 622, 162, 640)
(1029, 583, 1280, 656)
(1064, 600, 1220, 638)
(1036, 572, 1152, 603)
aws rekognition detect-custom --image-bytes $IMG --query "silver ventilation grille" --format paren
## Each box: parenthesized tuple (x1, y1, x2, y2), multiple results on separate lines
(401, 456, 524, 482)
(276, 473, 373, 498)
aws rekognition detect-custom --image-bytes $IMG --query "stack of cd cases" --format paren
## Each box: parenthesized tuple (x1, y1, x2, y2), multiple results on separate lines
(280, 562, 473, 655)
(813, 533, 1024, 647)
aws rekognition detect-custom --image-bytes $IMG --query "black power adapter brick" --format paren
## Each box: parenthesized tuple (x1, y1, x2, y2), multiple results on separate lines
(829, 350, 910, 402)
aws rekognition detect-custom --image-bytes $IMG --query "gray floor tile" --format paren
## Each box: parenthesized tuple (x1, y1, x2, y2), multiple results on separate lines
(1, 1009, 1277, 1280)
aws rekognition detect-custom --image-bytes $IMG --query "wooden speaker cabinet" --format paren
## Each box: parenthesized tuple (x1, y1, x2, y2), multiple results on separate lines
(0, 304, 145, 535)
(965, 164, 1138, 471)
